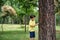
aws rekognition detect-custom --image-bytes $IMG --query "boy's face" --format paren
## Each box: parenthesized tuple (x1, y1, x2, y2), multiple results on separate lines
(31, 17, 35, 21)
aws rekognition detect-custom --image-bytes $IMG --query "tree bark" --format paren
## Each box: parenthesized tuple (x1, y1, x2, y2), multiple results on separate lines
(38, 0, 56, 40)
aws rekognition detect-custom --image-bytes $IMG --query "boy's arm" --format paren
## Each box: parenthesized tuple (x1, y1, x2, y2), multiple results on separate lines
(35, 23, 39, 26)
(29, 22, 36, 27)
(30, 23, 39, 27)
(30, 25, 36, 27)
(29, 21, 39, 27)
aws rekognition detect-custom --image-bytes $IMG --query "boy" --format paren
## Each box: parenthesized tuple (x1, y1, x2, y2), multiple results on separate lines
(29, 15, 38, 40)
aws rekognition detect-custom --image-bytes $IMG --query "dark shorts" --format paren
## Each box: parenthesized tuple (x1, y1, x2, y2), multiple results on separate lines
(30, 31, 35, 38)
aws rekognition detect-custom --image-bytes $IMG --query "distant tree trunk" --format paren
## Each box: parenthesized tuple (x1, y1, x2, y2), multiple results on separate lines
(0, 0, 4, 11)
(1, 18, 4, 33)
(24, 8, 27, 32)
(25, 15, 26, 32)
(38, 0, 56, 40)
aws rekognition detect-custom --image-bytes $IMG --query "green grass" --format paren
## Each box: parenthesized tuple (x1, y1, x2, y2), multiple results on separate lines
(56, 26, 60, 40)
(56, 33, 60, 40)
(56, 26, 60, 30)
(0, 24, 60, 40)
(0, 31, 60, 40)
(0, 31, 29, 40)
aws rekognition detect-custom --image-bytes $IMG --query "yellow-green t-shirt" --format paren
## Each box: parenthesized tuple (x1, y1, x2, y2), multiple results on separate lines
(29, 20, 36, 32)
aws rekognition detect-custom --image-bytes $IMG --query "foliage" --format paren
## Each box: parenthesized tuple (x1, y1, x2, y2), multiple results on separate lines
(56, 14, 60, 25)
(0, 0, 60, 24)
(0, 0, 38, 24)
(55, 0, 60, 14)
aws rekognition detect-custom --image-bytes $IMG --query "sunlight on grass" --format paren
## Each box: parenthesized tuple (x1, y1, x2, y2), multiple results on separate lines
(0, 31, 29, 40)
(0, 24, 60, 40)
(56, 26, 60, 30)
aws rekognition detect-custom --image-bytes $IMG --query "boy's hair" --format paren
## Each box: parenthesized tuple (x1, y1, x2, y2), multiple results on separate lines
(30, 15, 35, 19)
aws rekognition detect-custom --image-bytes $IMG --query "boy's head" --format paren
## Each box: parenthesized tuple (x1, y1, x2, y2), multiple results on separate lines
(30, 15, 35, 21)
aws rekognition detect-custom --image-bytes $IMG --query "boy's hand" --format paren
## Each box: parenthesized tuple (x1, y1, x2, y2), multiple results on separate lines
(35, 23, 39, 26)
(37, 23, 39, 25)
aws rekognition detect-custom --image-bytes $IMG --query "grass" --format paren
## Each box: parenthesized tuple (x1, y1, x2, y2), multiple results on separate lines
(0, 31, 29, 40)
(0, 24, 60, 40)
(56, 25, 60, 40)
(56, 33, 60, 40)
(56, 26, 60, 30)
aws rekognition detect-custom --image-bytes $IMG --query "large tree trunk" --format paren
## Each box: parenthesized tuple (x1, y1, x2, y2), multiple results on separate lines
(38, 0, 56, 40)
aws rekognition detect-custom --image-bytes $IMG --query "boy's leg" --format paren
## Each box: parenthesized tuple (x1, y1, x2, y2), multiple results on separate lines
(32, 38, 35, 40)
(30, 38, 35, 40)
(30, 38, 33, 40)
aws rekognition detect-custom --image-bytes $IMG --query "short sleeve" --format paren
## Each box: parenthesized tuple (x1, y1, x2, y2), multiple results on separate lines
(29, 20, 35, 26)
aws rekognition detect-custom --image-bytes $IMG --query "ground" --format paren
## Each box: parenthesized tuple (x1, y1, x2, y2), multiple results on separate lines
(0, 24, 60, 40)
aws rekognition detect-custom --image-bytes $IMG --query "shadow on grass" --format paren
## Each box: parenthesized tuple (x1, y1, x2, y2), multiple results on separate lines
(0, 30, 60, 40)
(56, 33, 60, 40)
(0, 31, 28, 34)
(0, 31, 29, 40)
